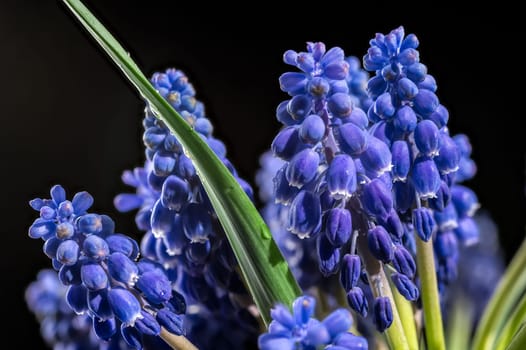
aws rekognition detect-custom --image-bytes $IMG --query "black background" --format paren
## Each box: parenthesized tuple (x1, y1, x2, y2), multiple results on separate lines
(1, 1, 523, 348)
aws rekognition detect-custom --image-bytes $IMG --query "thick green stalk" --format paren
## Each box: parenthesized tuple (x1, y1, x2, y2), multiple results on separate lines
(472, 238, 526, 350)
(415, 236, 445, 350)
(390, 274, 419, 350)
(495, 287, 526, 350)
(357, 231, 409, 350)
(505, 325, 526, 350)
(160, 328, 199, 350)
(61, 0, 301, 327)
(446, 297, 473, 350)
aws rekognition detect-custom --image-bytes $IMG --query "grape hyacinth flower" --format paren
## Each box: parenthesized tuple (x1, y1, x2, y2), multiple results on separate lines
(114, 68, 260, 342)
(258, 295, 367, 350)
(28, 185, 186, 349)
(25, 269, 122, 350)
(263, 28, 481, 332)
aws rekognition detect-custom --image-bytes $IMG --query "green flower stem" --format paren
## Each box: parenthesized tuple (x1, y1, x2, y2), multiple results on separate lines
(389, 271, 419, 350)
(415, 235, 445, 350)
(472, 238, 526, 350)
(505, 325, 526, 350)
(61, 0, 301, 327)
(160, 328, 199, 350)
(357, 230, 409, 350)
(495, 284, 526, 350)
(446, 297, 473, 350)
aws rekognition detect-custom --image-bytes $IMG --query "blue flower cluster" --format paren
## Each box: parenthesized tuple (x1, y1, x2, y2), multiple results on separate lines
(115, 69, 260, 346)
(25, 269, 114, 350)
(28, 185, 185, 349)
(265, 27, 480, 331)
(259, 295, 367, 350)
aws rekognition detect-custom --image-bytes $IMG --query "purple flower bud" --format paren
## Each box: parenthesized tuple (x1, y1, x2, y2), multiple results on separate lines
(58, 262, 81, 285)
(288, 190, 321, 238)
(50, 185, 66, 206)
(83, 235, 110, 261)
(379, 209, 404, 240)
(347, 287, 368, 317)
(362, 179, 393, 221)
(150, 199, 174, 239)
(367, 226, 394, 263)
(106, 234, 140, 259)
(360, 136, 392, 176)
(176, 154, 196, 180)
(161, 175, 190, 211)
(88, 290, 113, 320)
(288, 94, 312, 121)
(317, 234, 341, 276)
(325, 208, 353, 247)
(258, 333, 295, 350)
(412, 156, 441, 199)
(374, 92, 395, 119)
(162, 216, 187, 256)
(308, 77, 331, 97)
(121, 324, 142, 348)
(283, 50, 298, 65)
(299, 114, 326, 144)
(373, 297, 393, 332)
(336, 123, 369, 156)
(181, 203, 212, 243)
(414, 120, 440, 157)
(393, 105, 417, 134)
(341, 254, 361, 290)
(427, 104, 449, 128)
(391, 140, 411, 181)
(412, 207, 437, 241)
(322, 309, 353, 338)
(325, 61, 349, 80)
(108, 288, 142, 325)
(451, 185, 480, 217)
(434, 202, 459, 231)
(296, 52, 315, 72)
(77, 213, 102, 234)
(326, 154, 357, 198)
(136, 269, 172, 304)
(453, 134, 472, 157)
(135, 310, 161, 336)
(107, 252, 139, 286)
(279, 72, 307, 95)
(66, 284, 88, 314)
(393, 181, 415, 214)
(393, 244, 416, 278)
(406, 63, 428, 83)
(293, 295, 316, 325)
(328, 93, 353, 118)
(143, 127, 166, 150)
(81, 262, 108, 291)
(428, 180, 451, 211)
(271, 126, 305, 161)
(28, 218, 56, 239)
(418, 74, 437, 91)
(367, 75, 388, 98)
(114, 193, 143, 212)
(274, 166, 300, 205)
(270, 304, 295, 329)
(152, 151, 176, 176)
(391, 273, 419, 301)
(93, 317, 117, 341)
(334, 332, 369, 349)
(398, 49, 420, 67)
(156, 308, 185, 335)
(435, 231, 458, 259)
(344, 108, 369, 129)
(71, 191, 93, 214)
(455, 217, 479, 246)
(286, 149, 320, 188)
(56, 239, 79, 266)
(413, 89, 438, 116)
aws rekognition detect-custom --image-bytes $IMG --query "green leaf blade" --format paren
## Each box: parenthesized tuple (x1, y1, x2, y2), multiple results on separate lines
(62, 0, 301, 326)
